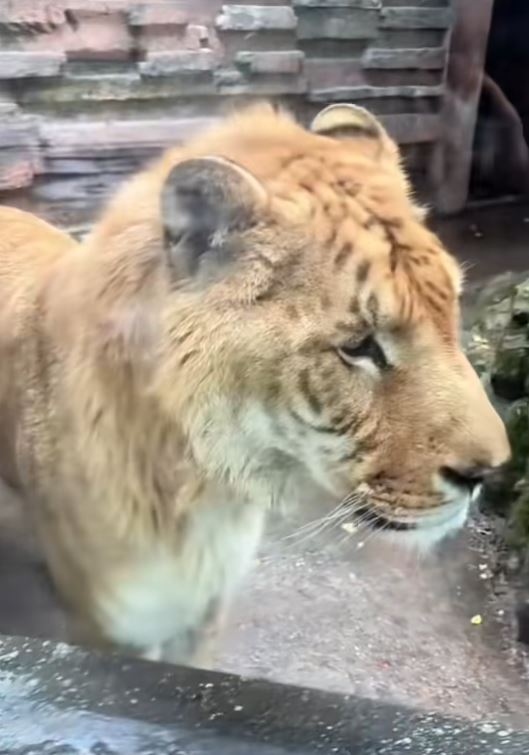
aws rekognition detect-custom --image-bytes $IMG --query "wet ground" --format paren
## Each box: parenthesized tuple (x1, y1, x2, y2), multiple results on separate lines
(0, 202, 529, 728)
(433, 200, 529, 281)
(220, 512, 528, 727)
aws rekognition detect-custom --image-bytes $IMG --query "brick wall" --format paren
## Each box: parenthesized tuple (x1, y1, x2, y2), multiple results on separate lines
(0, 0, 452, 228)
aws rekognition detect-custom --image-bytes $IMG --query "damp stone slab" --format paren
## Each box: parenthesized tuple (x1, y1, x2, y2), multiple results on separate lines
(0, 633, 528, 754)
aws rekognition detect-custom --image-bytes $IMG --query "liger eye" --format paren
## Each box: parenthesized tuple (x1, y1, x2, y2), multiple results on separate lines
(338, 335, 389, 371)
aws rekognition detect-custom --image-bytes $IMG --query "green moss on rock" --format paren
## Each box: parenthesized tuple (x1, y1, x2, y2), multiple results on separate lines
(509, 489, 529, 548)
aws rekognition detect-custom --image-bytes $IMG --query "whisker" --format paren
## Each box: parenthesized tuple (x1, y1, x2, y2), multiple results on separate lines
(284, 508, 355, 550)
(329, 509, 379, 552)
(361, 518, 391, 548)
(270, 488, 375, 557)
(281, 501, 347, 542)
(278, 516, 346, 552)
(334, 505, 403, 552)
(280, 490, 369, 545)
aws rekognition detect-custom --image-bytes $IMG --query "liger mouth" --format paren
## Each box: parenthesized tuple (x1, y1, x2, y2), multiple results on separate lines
(352, 504, 416, 532)
(341, 482, 471, 539)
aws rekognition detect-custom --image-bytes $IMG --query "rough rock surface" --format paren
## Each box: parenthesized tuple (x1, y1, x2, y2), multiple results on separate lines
(466, 272, 529, 548)
(465, 271, 529, 654)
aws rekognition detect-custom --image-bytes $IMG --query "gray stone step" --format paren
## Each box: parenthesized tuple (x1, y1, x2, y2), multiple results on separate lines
(1, 633, 528, 754)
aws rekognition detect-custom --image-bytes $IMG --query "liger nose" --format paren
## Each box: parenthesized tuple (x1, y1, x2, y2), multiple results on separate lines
(440, 463, 497, 494)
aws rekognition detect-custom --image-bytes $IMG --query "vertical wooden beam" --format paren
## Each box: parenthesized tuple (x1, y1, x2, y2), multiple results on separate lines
(432, 0, 495, 214)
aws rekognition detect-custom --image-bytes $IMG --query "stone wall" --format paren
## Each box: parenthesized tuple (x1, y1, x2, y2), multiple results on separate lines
(0, 0, 452, 228)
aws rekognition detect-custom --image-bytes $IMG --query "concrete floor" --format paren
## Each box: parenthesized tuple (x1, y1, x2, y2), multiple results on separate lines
(220, 513, 528, 727)
(1, 203, 529, 729)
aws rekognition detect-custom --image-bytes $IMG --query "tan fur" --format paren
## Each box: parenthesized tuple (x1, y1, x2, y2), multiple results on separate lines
(0, 208, 77, 488)
(0, 105, 509, 663)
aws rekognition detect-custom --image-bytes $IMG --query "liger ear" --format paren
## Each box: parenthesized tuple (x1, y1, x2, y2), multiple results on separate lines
(161, 156, 267, 281)
(311, 103, 397, 162)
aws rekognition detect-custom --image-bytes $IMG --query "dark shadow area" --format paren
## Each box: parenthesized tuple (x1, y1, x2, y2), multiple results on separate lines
(432, 201, 529, 281)
(470, 0, 529, 200)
